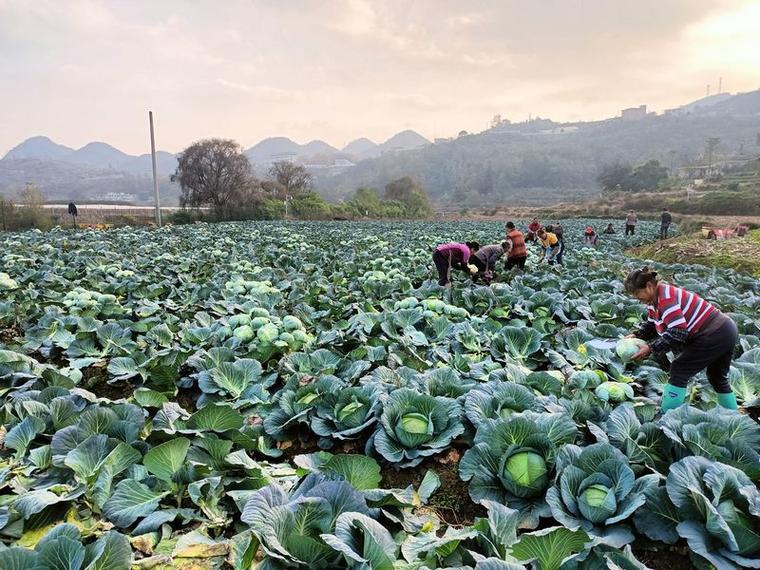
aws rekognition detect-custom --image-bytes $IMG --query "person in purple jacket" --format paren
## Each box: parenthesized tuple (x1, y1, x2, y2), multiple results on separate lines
(432, 241, 479, 287)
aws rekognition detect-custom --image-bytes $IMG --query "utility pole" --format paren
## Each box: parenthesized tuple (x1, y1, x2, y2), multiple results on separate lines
(149, 111, 162, 227)
(705, 137, 720, 179)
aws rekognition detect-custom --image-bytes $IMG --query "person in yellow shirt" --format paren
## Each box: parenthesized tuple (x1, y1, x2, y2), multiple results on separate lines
(537, 228, 563, 265)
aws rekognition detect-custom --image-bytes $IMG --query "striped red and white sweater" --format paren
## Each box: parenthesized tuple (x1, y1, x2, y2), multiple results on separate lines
(635, 283, 719, 353)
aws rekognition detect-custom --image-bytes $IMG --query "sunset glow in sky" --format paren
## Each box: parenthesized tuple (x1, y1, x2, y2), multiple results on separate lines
(1, 0, 759, 155)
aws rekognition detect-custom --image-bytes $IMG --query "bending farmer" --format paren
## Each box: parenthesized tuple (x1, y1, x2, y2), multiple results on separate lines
(471, 242, 509, 281)
(537, 228, 562, 265)
(432, 241, 479, 287)
(623, 267, 738, 412)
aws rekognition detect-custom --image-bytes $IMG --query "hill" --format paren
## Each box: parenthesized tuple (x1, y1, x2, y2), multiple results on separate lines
(244, 130, 430, 167)
(0, 158, 179, 204)
(342, 137, 378, 158)
(320, 90, 760, 205)
(4, 136, 74, 161)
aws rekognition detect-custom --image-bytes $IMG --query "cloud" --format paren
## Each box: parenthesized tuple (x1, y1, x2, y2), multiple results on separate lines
(0, 0, 758, 155)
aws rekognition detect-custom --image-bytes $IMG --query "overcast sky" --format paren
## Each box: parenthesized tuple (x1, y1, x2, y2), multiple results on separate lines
(1, 0, 759, 155)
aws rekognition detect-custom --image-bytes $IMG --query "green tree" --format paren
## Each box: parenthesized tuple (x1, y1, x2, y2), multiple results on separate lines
(268, 161, 313, 196)
(631, 160, 668, 191)
(175, 139, 254, 217)
(597, 162, 633, 192)
(384, 176, 433, 217)
(289, 192, 331, 220)
(347, 187, 384, 217)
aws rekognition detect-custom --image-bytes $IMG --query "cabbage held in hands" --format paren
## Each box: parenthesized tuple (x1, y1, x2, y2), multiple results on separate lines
(616, 338, 649, 362)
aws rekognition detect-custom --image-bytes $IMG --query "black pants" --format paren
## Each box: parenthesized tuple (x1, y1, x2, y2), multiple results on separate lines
(660, 224, 670, 240)
(505, 255, 527, 270)
(669, 316, 737, 393)
(625, 224, 635, 235)
(432, 250, 451, 286)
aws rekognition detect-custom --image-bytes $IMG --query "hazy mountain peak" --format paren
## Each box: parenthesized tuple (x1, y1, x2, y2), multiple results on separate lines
(3, 136, 74, 161)
(342, 137, 378, 156)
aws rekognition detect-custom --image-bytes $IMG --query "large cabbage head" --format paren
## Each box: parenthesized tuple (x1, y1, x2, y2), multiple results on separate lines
(311, 385, 381, 446)
(369, 388, 463, 468)
(459, 412, 578, 529)
(616, 338, 648, 363)
(546, 443, 658, 541)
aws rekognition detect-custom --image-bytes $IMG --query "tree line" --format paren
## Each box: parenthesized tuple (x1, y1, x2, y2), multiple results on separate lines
(172, 138, 432, 222)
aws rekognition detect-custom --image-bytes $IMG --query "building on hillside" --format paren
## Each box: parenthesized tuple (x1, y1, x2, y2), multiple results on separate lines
(621, 105, 647, 121)
(102, 192, 137, 203)
(268, 152, 298, 164)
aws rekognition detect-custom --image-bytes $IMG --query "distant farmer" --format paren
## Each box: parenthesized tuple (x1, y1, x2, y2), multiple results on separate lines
(504, 221, 527, 269)
(603, 223, 616, 235)
(471, 242, 509, 282)
(68, 202, 78, 227)
(552, 221, 566, 254)
(625, 210, 637, 235)
(526, 217, 541, 242)
(623, 266, 738, 412)
(537, 227, 562, 265)
(660, 209, 672, 240)
(432, 241, 480, 287)
(582, 226, 598, 246)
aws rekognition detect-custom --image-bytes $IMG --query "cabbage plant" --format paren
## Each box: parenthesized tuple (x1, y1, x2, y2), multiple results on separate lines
(546, 443, 659, 546)
(241, 473, 372, 569)
(464, 381, 543, 427)
(264, 376, 346, 440)
(310, 384, 382, 448)
(659, 405, 760, 479)
(636, 457, 760, 569)
(459, 413, 577, 528)
(368, 388, 463, 467)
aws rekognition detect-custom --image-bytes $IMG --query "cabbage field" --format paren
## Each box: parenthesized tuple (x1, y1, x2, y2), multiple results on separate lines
(0, 220, 759, 570)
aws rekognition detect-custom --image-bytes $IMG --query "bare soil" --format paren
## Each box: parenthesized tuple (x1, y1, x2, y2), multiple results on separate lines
(381, 446, 486, 527)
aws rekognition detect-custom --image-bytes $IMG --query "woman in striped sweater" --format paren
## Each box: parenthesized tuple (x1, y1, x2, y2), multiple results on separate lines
(624, 267, 739, 412)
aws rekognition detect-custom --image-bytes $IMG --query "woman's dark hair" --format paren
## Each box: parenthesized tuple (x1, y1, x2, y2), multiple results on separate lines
(624, 266, 658, 293)
(465, 241, 480, 251)
(505, 221, 515, 229)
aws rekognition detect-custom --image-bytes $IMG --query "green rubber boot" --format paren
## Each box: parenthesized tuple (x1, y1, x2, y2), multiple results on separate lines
(660, 384, 687, 412)
(716, 392, 738, 410)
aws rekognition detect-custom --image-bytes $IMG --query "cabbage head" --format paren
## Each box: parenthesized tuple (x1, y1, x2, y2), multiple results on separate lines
(459, 412, 577, 529)
(546, 443, 659, 546)
(256, 323, 280, 344)
(464, 381, 542, 427)
(263, 376, 345, 440)
(368, 388, 463, 468)
(233, 325, 255, 342)
(0, 272, 18, 291)
(311, 385, 382, 448)
(616, 338, 648, 363)
(595, 381, 634, 403)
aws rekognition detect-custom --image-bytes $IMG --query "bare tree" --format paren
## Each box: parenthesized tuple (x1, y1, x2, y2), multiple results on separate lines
(175, 139, 254, 216)
(268, 161, 313, 195)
